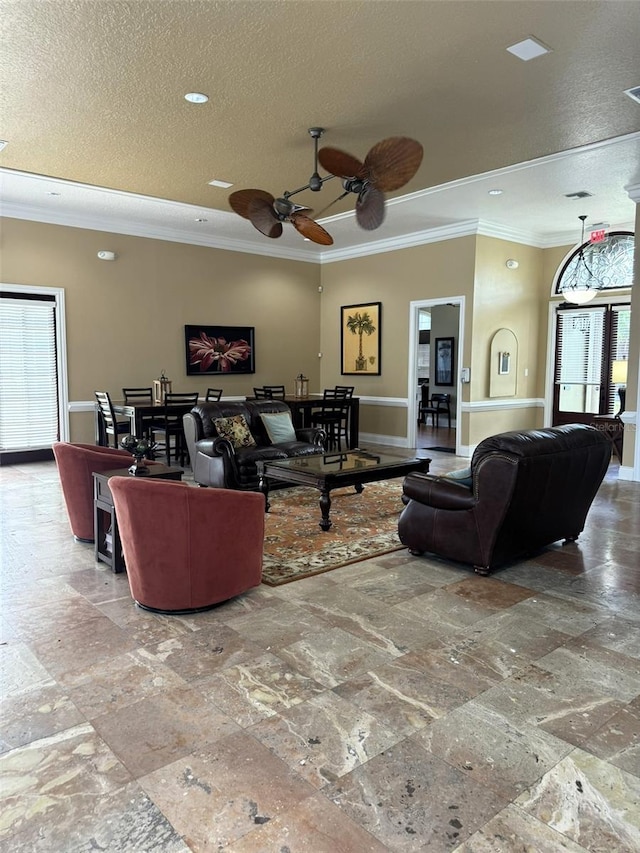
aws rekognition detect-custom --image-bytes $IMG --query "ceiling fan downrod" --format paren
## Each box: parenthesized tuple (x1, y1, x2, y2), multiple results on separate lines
(283, 127, 336, 200)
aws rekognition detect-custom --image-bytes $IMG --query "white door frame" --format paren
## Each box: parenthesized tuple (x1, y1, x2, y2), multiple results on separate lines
(407, 296, 465, 454)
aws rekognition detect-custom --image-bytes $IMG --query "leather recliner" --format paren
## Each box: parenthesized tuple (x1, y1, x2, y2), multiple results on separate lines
(398, 424, 610, 575)
(183, 400, 325, 491)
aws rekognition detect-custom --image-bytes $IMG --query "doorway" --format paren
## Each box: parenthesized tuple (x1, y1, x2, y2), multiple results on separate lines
(408, 297, 465, 455)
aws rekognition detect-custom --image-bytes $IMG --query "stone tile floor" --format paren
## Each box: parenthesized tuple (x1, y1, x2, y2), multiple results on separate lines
(0, 450, 638, 851)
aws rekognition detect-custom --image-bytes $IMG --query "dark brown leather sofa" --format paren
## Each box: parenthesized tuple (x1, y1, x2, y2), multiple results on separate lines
(183, 400, 325, 491)
(398, 424, 610, 575)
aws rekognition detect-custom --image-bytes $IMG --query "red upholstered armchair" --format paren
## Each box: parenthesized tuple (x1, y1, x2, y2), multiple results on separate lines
(108, 477, 264, 613)
(53, 442, 134, 542)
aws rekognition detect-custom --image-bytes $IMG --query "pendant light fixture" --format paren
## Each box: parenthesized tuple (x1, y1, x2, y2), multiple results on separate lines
(560, 215, 603, 305)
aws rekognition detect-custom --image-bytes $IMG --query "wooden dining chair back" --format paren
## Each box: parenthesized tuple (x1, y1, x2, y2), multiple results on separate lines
(205, 388, 223, 402)
(419, 391, 451, 429)
(151, 391, 199, 465)
(430, 392, 452, 429)
(95, 391, 130, 448)
(122, 387, 155, 439)
(263, 385, 286, 399)
(310, 389, 351, 451)
(122, 387, 153, 403)
(334, 385, 354, 398)
(253, 387, 268, 398)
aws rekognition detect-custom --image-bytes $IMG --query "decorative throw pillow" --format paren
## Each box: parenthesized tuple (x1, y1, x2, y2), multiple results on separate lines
(213, 414, 256, 449)
(441, 466, 473, 488)
(261, 411, 297, 444)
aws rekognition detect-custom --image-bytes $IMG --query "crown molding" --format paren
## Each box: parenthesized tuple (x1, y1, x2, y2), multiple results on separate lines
(2, 130, 637, 262)
(626, 182, 640, 203)
(0, 199, 317, 263)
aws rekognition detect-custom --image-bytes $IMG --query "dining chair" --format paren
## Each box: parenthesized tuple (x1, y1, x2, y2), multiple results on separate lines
(150, 391, 199, 465)
(420, 392, 451, 429)
(334, 385, 354, 397)
(95, 391, 131, 448)
(334, 386, 354, 444)
(253, 387, 268, 398)
(417, 383, 431, 426)
(309, 389, 351, 451)
(263, 385, 286, 399)
(205, 388, 223, 401)
(122, 387, 154, 439)
(430, 392, 452, 428)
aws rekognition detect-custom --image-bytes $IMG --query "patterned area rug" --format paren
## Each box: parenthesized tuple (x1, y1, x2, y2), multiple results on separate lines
(261, 479, 407, 586)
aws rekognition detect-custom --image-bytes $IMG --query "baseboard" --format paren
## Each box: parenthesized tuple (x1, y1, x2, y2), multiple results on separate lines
(617, 465, 638, 481)
(359, 432, 410, 448)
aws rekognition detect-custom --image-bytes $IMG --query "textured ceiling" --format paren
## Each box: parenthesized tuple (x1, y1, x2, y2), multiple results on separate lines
(1, 0, 639, 255)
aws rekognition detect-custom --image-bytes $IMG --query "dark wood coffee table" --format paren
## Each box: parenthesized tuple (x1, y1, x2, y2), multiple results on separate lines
(257, 451, 430, 531)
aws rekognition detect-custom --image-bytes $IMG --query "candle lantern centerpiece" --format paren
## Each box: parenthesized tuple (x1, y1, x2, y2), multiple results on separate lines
(294, 373, 309, 398)
(153, 370, 172, 404)
(120, 435, 156, 476)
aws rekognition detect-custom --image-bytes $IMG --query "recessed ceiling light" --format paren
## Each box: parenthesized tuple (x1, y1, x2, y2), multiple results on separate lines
(184, 92, 208, 104)
(488, 189, 503, 196)
(506, 37, 551, 61)
(0, 140, 8, 151)
(208, 179, 233, 189)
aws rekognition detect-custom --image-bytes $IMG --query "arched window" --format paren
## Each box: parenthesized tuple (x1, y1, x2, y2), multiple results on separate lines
(554, 231, 635, 300)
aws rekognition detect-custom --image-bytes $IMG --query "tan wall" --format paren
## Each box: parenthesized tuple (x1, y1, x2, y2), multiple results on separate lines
(319, 237, 477, 440)
(1, 218, 321, 443)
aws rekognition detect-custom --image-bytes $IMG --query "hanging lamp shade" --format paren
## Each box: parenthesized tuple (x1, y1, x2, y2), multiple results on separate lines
(560, 215, 603, 305)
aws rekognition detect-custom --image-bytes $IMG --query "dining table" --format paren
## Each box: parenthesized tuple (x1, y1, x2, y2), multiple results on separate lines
(246, 394, 360, 449)
(94, 399, 198, 446)
(96, 395, 361, 450)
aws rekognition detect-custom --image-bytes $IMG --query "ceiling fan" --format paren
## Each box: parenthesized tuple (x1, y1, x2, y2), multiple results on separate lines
(228, 128, 423, 245)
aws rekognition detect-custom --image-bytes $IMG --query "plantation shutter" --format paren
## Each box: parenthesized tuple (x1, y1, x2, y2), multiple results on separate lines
(608, 305, 631, 414)
(0, 294, 59, 451)
(555, 307, 606, 414)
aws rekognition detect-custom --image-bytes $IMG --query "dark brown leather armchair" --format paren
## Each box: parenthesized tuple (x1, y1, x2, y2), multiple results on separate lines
(398, 424, 610, 575)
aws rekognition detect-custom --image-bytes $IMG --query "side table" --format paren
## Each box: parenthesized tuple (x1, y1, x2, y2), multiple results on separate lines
(93, 464, 183, 573)
(591, 415, 624, 461)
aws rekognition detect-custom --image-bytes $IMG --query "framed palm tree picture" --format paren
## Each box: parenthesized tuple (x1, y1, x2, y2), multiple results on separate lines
(341, 302, 381, 375)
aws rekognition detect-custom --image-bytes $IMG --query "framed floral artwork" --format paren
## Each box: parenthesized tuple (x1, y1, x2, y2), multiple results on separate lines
(185, 325, 255, 374)
(341, 302, 381, 375)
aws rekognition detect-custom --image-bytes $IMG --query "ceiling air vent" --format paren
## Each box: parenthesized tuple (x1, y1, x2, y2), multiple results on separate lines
(564, 191, 593, 200)
(624, 86, 640, 105)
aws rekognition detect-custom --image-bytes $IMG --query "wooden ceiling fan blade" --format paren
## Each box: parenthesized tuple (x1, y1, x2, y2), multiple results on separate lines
(355, 185, 385, 231)
(318, 146, 366, 180)
(248, 197, 283, 238)
(290, 213, 334, 245)
(364, 137, 424, 192)
(229, 188, 274, 219)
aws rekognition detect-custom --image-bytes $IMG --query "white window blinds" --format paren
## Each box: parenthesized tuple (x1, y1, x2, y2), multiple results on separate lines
(556, 307, 605, 384)
(0, 296, 59, 451)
